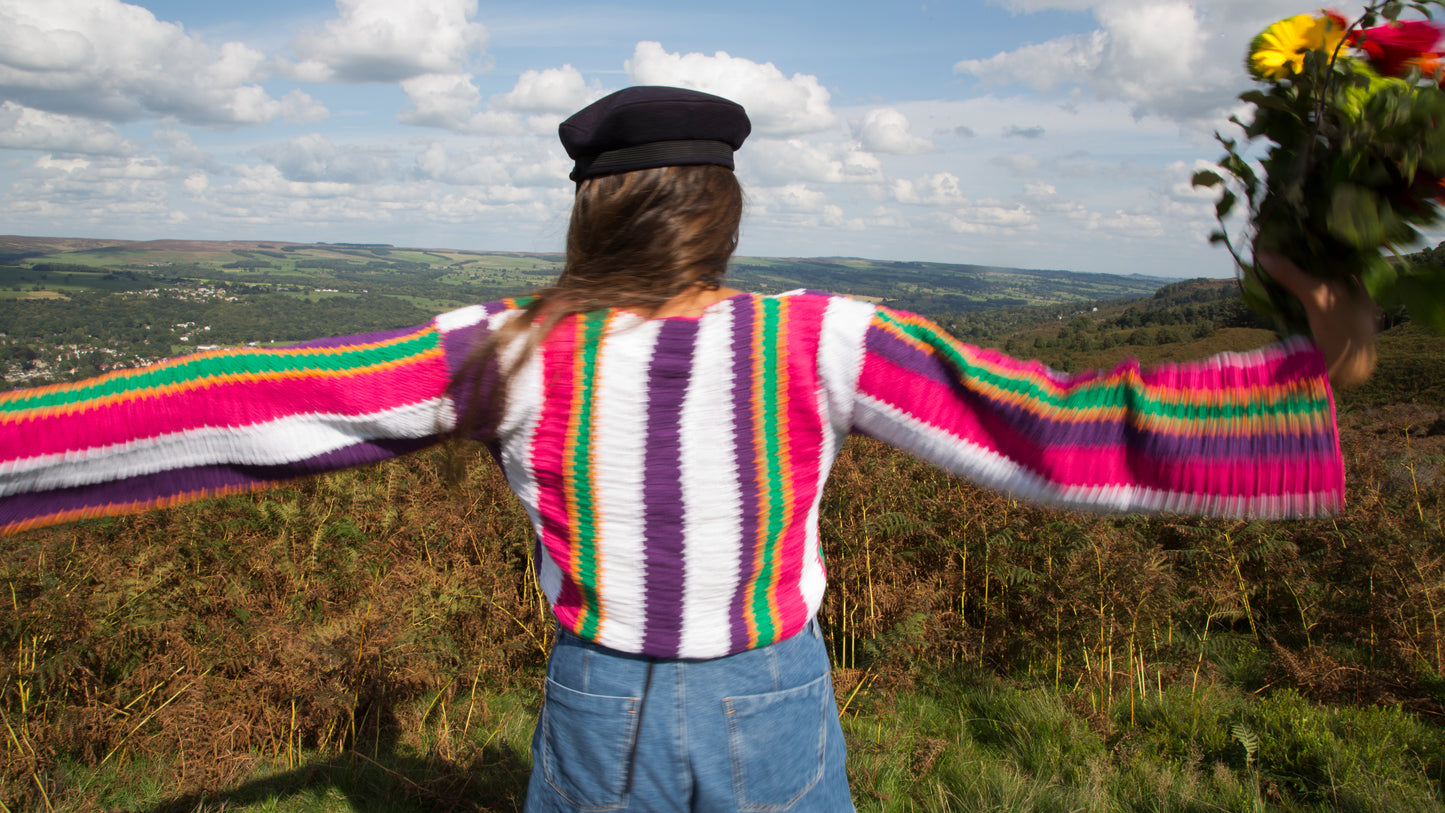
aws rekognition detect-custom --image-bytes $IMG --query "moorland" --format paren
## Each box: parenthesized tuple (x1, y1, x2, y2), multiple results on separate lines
(1, 235, 1443, 811)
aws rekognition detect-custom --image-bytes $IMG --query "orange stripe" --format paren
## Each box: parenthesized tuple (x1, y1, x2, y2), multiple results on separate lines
(0, 328, 437, 405)
(0, 346, 447, 422)
(872, 316, 1323, 426)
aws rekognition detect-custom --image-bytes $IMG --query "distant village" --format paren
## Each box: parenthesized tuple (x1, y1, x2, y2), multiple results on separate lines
(0, 281, 339, 387)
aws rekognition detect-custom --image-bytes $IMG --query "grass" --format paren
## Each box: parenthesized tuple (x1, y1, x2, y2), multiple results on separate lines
(29, 663, 1438, 812)
(844, 671, 1445, 813)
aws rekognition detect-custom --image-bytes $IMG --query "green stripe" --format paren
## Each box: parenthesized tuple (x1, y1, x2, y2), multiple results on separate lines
(879, 311, 1331, 426)
(1, 331, 440, 415)
(750, 298, 785, 643)
(570, 312, 608, 640)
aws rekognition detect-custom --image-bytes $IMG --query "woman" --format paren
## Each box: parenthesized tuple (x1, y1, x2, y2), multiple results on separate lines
(0, 86, 1374, 811)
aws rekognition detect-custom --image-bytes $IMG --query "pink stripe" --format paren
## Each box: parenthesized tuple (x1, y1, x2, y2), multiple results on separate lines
(964, 339, 1321, 400)
(861, 355, 1342, 498)
(7, 359, 451, 459)
(531, 321, 583, 630)
(772, 295, 828, 636)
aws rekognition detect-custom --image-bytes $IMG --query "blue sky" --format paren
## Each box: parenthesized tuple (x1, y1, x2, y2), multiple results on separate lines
(0, 0, 1345, 277)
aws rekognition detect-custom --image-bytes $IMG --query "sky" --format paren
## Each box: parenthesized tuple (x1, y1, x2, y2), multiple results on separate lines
(0, 0, 1350, 278)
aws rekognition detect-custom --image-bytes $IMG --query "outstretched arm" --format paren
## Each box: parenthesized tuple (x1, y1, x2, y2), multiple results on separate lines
(1, 321, 458, 536)
(850, 305, 1344, 519)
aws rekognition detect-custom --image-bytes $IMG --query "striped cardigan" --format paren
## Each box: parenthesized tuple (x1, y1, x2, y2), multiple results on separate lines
(0, 290, 1342, 658)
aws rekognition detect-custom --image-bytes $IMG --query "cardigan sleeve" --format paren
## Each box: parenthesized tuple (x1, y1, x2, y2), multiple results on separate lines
(849, 305, 1344, 518)
(0, 318, 469, 536)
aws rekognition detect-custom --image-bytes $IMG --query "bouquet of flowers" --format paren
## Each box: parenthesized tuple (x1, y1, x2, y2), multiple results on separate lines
(1195, 1, 1445, 335)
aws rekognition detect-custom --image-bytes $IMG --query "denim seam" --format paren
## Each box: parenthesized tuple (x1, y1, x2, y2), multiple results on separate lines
(675, 663, 694, 806)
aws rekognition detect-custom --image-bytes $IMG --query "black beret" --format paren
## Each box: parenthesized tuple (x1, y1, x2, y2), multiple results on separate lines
(559, 86, 751, 182)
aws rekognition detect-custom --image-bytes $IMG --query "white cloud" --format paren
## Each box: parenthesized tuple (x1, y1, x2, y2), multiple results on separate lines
(744, 139, 883, 186)
(398, 73, 535, 135)
(745, 183, 861, 230)
(752, 183, 831, 213)
(183, 166, 565, 233)
(414, 141, 569, 187)
(890, 173, 965, 206)
(1077, 209, 1165, 237)
(289, 0, 488, 83)
(152, 128, 227, 174)
(856, 108, 934, 155)
(492, 65, 603, 114)
(0, 102, 134, 155)
(961, 0, 1308, 123)
(400, 73, 481, 128)
(0, 0, 317, 127)
(416, 142, 510, 185)
(252, 133, 400, 184)
(992, 154, 1042, 174)
(183, 172, 209, 196)
(936, 202, 1038, 234)
(4, 154, 181, 225)
(956, 33, 1107, 92)
(625, 42, 838, 136)
(279, 91, 331, 124)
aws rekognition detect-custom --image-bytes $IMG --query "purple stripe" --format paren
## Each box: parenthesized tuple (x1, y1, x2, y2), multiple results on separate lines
(285, 324, 427, 350)
(864, 323, 962, 384)
(640, 320, 697, 658)
(440, 301, 515, 378)
(441, 304, 515, 440)
(726, 297, 760, 653)
(2, 437, 436, 531)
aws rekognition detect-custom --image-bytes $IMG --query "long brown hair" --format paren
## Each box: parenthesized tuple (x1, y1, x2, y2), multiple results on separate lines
(454, 163, 745, 441)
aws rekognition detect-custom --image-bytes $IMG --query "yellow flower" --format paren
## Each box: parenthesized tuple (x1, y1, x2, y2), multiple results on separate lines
(1250, 12, 1349, 80)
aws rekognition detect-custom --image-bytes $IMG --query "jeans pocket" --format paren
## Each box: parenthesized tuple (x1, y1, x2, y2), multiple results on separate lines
(539, 677, 641, 811)
(724, 673, 828, 812)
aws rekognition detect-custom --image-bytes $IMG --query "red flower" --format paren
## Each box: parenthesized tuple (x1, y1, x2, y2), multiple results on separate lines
(1349, 20, 1445, 77)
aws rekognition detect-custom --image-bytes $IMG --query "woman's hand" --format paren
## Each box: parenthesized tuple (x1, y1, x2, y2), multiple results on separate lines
(1258, 252, 1377, 388)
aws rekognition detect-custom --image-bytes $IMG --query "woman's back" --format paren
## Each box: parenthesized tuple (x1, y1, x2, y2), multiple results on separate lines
(451, 290, 872, 659)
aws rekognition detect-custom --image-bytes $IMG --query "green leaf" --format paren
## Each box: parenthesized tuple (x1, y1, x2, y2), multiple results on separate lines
(1209, 230, 1230, 244)
(1360, 255, 1400, 302)
(1384, 1, 1404, 21)
(1328, 183, 1387, 248)
(1191, 170, 1223, 188)
(1216, 190, 1237, 219)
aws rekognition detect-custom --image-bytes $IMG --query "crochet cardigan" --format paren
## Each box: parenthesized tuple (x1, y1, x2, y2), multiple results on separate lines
(0, 290, 1343, 659)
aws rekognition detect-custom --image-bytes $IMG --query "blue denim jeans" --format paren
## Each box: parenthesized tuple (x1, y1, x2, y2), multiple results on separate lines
(524, 619, 855, 812)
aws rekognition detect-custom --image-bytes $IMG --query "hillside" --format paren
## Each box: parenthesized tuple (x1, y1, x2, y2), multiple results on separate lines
(0, 234, 1166, 387)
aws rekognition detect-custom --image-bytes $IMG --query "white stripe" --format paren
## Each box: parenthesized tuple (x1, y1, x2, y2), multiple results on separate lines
(434, 304, 487, 333)
(677, 304, 745, 659)
(587, 315, 656, 654)
(495, 349, 561, 605)
(817, 295, 874, 433)
(1, 398, 455, 497)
